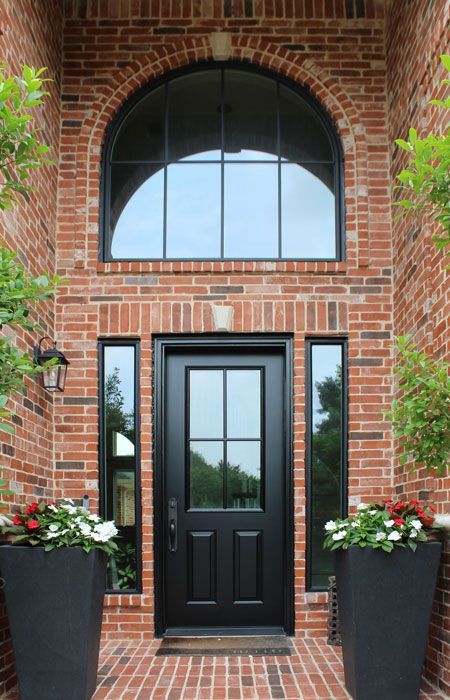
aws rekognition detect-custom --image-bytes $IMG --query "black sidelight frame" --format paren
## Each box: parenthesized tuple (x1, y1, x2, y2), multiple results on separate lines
(305, 337, 348, 592)
(153, 334, 294, 637)
(100, 61, 345, 263)
(98, 339, 142, 594)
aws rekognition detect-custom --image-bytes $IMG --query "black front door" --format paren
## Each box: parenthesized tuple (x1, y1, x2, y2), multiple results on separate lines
(162, 343, 287, 632)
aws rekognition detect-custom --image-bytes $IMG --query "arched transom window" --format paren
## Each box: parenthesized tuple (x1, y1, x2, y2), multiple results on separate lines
(102, 65, 343, 261)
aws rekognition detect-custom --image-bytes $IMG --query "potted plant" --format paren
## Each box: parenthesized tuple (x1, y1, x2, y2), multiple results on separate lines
(0, 498, 118, 700)
(324, 500, 443, 700)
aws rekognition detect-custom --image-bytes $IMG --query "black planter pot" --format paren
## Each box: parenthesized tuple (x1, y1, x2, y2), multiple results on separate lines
(0, 546, 106, 700)
(335, 542, 442, 700)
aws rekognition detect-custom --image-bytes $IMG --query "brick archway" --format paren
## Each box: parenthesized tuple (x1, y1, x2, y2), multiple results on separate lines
(71, 36, 370, 268)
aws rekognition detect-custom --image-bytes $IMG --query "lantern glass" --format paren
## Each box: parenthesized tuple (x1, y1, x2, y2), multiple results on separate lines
(42, 361, 68, 392)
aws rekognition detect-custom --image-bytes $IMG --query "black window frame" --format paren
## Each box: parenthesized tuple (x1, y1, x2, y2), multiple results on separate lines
(98, 338, 142, 594)
(305, 337, 348, 592)
(100, 61, 345, 263)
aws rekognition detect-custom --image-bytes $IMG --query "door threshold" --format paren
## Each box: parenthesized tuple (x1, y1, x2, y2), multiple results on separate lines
(163, 626, 286, 638)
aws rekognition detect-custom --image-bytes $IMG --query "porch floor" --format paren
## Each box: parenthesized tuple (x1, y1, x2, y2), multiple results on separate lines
(6, 637, 445, 700)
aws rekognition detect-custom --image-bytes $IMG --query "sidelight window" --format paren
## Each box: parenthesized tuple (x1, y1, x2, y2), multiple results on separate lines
(188, 368, 263, 510)
(102, 65, 343, 261)
(306, 339, 347, 590)
(99, 341, 141, 592)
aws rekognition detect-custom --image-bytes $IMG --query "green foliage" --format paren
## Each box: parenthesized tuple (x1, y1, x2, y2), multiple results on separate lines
(323, 500, 439, 553)
(0, 65, 51, 210)
(109, 542, 137, 589)
(312, 367, 342, 516)
(385, 336, 450, 476)
(0, 246, 59, 433)
(394, 55, 450, 257)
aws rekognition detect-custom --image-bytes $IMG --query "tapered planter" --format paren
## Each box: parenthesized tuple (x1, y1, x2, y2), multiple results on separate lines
(0, 545, 106, 700)
(335, 542, 442, 700)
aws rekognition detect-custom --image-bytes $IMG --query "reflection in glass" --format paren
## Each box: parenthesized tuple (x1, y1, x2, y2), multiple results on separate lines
(189, 370, 223, 439)
(166, 163, 221, 258)
(227, 441, 261, 509)
(227, 370, 261, 438)
(103, 345, 138, 591)
(224, 71, 278, 159)
(110, 165, 164, 259)
(280, 85, 332, 162)
(281, 164, 335, 259)
(112, 85, 165, 161)
(190, 441, 224, 509)
(310, 344, 343, 588)
(168, 72, 221, 162)
(224, 164, 278, 258)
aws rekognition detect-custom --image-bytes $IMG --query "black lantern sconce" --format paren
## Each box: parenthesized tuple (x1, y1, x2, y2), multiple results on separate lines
(33, 337, 70, 392)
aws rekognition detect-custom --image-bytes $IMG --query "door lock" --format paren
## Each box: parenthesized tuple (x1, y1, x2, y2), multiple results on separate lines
(168, 497, 178, 552)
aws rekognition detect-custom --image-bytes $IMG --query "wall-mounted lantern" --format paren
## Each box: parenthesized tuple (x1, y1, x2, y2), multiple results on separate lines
(33, 337, 70, 392)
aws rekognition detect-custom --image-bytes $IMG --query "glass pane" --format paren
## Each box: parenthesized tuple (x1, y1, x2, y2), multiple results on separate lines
(190, 441, 224, 509)
(224, 164, 278, 258)
(226, 441, 261, 509)
(310, 344, 343, 588)
(112, 85, 165, 161)
(189, 370, 224, 439)
(168, 72, 221, 162)
(227, 370, 261, 438)
(280, 85, 333, 162)
(224, 70, 278, 160)
(104, 346, 138, 591)
(110, 164, 164, 259)
(281, 163, 336, 259)
(166, 163, 221, 258)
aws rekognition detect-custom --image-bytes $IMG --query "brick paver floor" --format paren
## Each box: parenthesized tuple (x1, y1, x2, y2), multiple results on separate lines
(4, 637, 447, 699)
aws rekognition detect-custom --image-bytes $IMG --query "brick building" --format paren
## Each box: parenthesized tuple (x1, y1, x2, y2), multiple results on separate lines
(0, 0, 448, 696)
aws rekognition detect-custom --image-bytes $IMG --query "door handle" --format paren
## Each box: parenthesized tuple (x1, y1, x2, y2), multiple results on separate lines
(168, 497, 178, 552)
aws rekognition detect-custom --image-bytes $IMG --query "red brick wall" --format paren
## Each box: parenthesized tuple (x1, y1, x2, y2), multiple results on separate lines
(56, 0, 394, 645)
(0, 0, 63, 692)
(386, 0, 450, 694)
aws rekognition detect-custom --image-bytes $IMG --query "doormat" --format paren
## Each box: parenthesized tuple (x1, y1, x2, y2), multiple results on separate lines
(156, 635, 293, 656)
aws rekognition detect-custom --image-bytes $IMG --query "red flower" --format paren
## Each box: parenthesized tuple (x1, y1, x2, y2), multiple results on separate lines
(383, 499, 393, 504)
(421, 516, 434, 528)
(394, 501, 404, 512)
(26, 519, 40, 530)
(13, 515, 23, 526)
(25, 502, 39, 515)
(409, 500, 419, 506)
(394, 517, 405, 526)
(387, 506, 393, 513)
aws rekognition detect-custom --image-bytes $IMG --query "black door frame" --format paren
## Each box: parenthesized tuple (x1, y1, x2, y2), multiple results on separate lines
(153, 334, 294, 637)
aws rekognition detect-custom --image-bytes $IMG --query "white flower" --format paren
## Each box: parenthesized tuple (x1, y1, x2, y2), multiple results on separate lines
(48, 524, 59, 532)
(61, 504, 77, 515)
(357, 503, 368, 511)
(387, 531, 402, 541)
(0, 515, 13, 526)
(351, 520, 360, 528)
(376, 532, 386, 541)
(332, 531, 346, 541)
(325, 520, 337, 531)
(48, 504, 59, 513)
(88, 514, 100, 523)
(411, 520, 422, 530)
(338, 522, 348, 528)
(410, 529, 418, 539)
(79, 522, 92, 537)
(88, 521, 118, 543)
(61, 498, 74, 505)
(46, 532, 59, 539)
(369, 510, 377, 515)
(385, 519, 394, 528)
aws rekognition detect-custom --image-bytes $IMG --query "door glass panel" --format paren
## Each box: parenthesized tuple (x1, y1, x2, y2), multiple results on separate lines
(226, 370, 261, 438)
(189, 370, 223, 438)
(226, 441, 261, 509)
(190, 441, 224, 509)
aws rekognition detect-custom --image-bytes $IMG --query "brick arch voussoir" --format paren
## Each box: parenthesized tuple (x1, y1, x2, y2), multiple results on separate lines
(76, 37, 368, 264)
